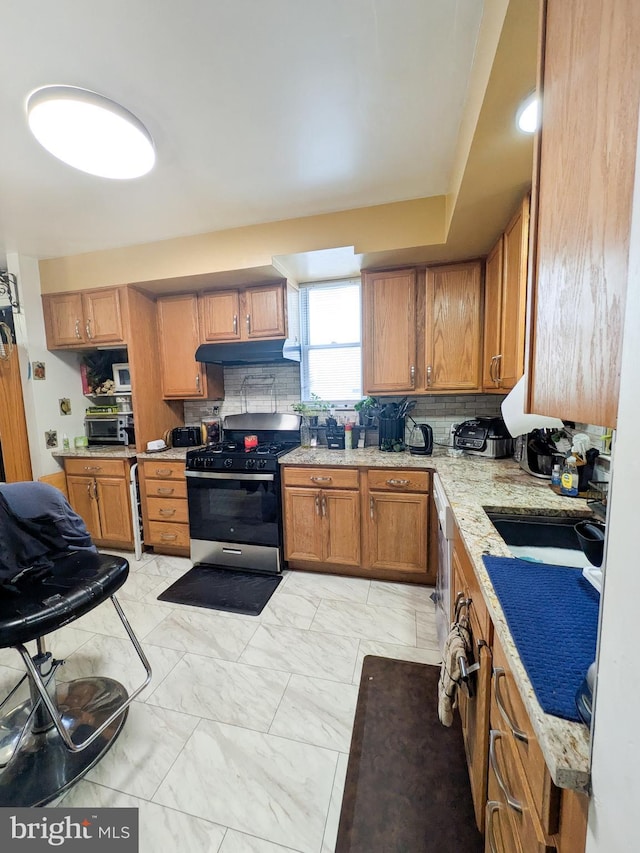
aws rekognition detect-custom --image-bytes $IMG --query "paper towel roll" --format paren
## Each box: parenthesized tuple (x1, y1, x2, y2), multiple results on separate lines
(501, 376, 564, 437)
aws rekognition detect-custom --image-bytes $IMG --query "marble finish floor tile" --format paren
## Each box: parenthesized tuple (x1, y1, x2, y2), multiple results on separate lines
(260, 590, 320, 630)
(145, 608, 259, 660)
(72, 596, 170, 642)
(281, 571, 370, 603)
(310, 599, 417, 646)
(133, 555, 193, 580)
(147, 653, 290, 731)
(220, 829, 304, 852)
(86, 701, 199, 800)
(322, 752, 349, 853)
(269, 674, 358, 753)
(367, 580, 436, 613)
(60, 780, 227, 853)
(416, 610, 441, 649)
(239, 624, 359, 683)
(153, 719, 338, 853)
(353, 640, 442, 684)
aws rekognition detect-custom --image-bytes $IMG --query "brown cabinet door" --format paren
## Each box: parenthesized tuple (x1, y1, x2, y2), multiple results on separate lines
(157, 293, 208, 398)
(366, 491, 428, 574)
(82, 288, 125, 345)
(66, 475, 102, 541)
(362, 269, 417, 394)
(95, 476, 133, 544)
(42, 293, 86, 347)
(243, 284, 286, 339)
(528, 1, 640, 427)
(323, 489, 361, 566)
(425, 262, 483, 392)
(200, 290, 242, 341)
(483, 237, 503, 390)
(283, 487, 324, 562)
(0, 347, 32, 482)
(499, 196, 529, 391)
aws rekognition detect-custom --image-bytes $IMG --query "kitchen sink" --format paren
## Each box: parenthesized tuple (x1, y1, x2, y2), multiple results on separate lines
(485, 511, 592, 568)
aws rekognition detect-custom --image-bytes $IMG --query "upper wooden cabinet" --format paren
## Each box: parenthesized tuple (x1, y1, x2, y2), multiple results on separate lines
(527, 1, 640, 428)
(200, 282, 287, 343)
(424, 261, 483, 393)
(483, 195, 530, 393)
(43, 287, 125, 348)
(157, 293, 223, 399)
(362, 269, 417, 394)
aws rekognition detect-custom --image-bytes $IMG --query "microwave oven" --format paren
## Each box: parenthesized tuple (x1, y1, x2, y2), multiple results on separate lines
(85, 414, 134, 445)
(112, 363, 131, 392)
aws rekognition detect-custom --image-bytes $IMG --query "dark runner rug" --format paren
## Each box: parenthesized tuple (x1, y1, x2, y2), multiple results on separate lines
(336, 656, 483, 853)
(157, 565, 281, 616)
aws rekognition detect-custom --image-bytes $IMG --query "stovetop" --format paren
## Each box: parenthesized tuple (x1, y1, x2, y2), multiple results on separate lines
(185, 440, 299, 472)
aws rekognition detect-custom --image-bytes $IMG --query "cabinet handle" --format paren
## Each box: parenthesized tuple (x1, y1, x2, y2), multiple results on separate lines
(159, 508, 176, 517)
(426, 365, 432, 386)
(83, 465, 102, 472)
(495, 354, 503, 385)
(489, 355, 496, 383)
(156, 468, 173, 477)
(386, 478, 409, 487)
(160, 533, 178, 541)
(75, 319, 82, 339)
(0, 322, 13, 360)
(85, 319, 93, 340)
(369, 496, 374, 520)
(233, 314, 238, 334)
(410, 364, 415, 387)
(86, 483, 93, 499)
(493, 667, 529, 743)
(321, 494, 327, 517)
(310, 476, 332, 483)
(315, 494, 321, 515)
(489, 730, 523, 813)
(156, 486, 174, 495)
(246, 314, 251, 333)
(195, 373, 200, 391)
(485, 801, 502, 853)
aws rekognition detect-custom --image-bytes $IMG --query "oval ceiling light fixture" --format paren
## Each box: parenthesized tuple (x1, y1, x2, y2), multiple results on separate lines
(26, 85, 155, 179)
(516, 92, 539, 134)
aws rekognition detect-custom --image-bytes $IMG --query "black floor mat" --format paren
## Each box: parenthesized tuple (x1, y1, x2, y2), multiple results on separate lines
(157, 565, 282, 616)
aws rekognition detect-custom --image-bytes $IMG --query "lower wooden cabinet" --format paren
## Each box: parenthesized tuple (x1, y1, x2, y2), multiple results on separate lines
(282, 465, 432, 583)
(139, 459, 190, 554)
(64, 457, 133, 547)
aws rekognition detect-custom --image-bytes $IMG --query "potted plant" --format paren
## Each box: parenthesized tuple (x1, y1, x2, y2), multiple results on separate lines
(354, 396, 378, 427)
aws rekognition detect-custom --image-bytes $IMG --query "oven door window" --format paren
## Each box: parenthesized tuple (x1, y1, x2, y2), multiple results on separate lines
(187, 477, 280, 547)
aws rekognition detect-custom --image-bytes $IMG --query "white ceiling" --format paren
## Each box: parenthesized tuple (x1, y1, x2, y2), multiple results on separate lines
(0, 0, 484, 266)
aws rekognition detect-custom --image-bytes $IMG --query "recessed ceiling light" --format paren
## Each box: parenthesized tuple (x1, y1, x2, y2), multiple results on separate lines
(26, 85, 155, 179)
(516, 92, 538, 134)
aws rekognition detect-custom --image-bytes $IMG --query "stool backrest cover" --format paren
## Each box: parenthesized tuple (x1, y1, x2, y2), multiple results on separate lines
(0, 493, 68, 585)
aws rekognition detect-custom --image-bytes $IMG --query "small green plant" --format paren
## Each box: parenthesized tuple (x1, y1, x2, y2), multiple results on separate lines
(354, 396, 377, 413)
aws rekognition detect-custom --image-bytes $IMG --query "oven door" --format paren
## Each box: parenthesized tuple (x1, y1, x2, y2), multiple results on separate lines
(186, 470, 282, 572)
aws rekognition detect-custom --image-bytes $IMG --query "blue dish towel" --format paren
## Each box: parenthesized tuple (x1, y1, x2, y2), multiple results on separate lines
(482, 555, 600, 723)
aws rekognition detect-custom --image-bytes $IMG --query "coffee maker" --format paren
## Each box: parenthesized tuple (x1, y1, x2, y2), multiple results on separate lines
(514, 429, 565, 479)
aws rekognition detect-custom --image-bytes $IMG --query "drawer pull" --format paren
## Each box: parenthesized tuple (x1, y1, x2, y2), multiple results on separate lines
(160, 533, 177, 542)
(315, 495, 321, 515)
(387, 478, 410, 486)
(156, 468, 173, 476)
(83, 465, 102, 472)
(156, 487, 175, 496)
(494, 667, 529, 743)
(489, 730, 523, 813)
(310, 476, 332, 483)
(485, 801, 502, 853)
(159, 508, 176, 517)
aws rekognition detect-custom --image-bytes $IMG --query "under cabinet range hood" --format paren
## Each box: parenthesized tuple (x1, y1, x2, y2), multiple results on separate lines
(195, 338, 300, 366)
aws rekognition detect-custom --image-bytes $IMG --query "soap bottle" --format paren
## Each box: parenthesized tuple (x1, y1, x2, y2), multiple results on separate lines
(560, 456, 579, 496)
(551, 463, 561, 486)
(345, 423, 353, 450)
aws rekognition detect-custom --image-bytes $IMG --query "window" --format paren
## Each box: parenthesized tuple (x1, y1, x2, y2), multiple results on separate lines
(299, 279, 361, 402)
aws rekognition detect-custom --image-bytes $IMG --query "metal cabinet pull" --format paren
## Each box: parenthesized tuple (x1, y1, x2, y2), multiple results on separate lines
(369, 496, 374, 520)
(489, 730, 523, 813)
(386, 478, 409, 487)
(85, 320, 93, 340)
(246, 314, 251, 333)
(160, 533, 178, 541)
(92, 480, 98, 500)
(315, 494, 321, 515)
(426, 365, 432, 386)
(0, 322, 13, 360)
(321, 494, 327, 517)
(75, 319, 82, 339)
(83, 465, 102, 472)
(159, 508, 176, 517)
(495, 354, 503, 385)
(233, 314, 238, 334)
(485, 801, 502, 853)
(410, 364, 415, 387)
(86, 483, 93, 499)
(195, 373, 200, 391)
(493, 667, 528, 743)
(156, 487, 174, 495)
(156, 468, 173, 477)
(489, 355, 496, 383)
(310, 476, 332, 483)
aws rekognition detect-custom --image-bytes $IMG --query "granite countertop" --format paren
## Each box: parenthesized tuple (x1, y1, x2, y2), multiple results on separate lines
(281, 445, 593, 792)
(53, 446, 138, 459)
(136, 447, 192, 461)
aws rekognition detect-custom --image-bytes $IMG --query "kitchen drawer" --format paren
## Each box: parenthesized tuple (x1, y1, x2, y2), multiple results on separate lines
(492, 632, 560, 835)
(282, 466, 359, 490)
(141, 460, 186, 480)
(486, 770, 523, 853)
(145, 479, 188, 499)
(147, 520, 190, 549)
(147, 496, 189, 524)
(64, 458, 128, 477)
(366, 469, 430, 493)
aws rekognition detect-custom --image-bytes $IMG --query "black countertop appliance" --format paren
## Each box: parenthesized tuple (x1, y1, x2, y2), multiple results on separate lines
(453, 417, 513, 458)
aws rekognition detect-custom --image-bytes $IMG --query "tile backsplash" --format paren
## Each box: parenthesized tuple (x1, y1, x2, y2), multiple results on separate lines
(184, 363, 506, 448)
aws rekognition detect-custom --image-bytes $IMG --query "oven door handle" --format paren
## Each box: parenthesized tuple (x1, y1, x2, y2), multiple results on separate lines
(185, 470, 275, 482)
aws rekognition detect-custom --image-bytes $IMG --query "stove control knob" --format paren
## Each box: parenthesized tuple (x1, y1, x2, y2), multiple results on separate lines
(257, 459, 267, 469)
(223, 458, 233, 468)
(246, 458, 256, 469)
(195, 457, 204, 468)
(205, 458, 215, 468)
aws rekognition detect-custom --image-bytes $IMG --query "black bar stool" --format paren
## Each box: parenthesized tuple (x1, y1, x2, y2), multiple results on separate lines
(0, 550, 152, 806)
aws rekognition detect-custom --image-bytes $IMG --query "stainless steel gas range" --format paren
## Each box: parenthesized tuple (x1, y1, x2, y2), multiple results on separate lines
(185, 413, 300, 574)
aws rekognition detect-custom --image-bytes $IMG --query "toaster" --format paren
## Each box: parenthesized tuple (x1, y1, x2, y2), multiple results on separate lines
(171, 426, 201, 447)
(453, 417, 513, 459)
